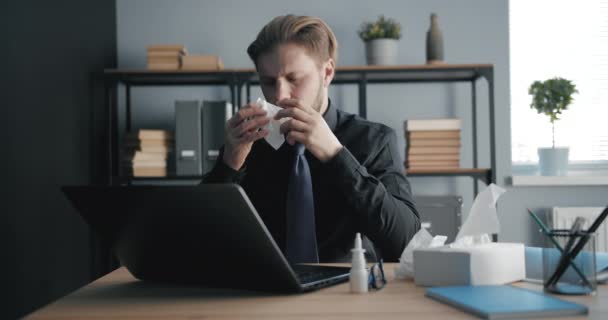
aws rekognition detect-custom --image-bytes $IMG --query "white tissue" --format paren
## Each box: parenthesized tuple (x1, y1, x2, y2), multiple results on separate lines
(256, 98, 289, 150)
(394, 228, 446, 279)
(449, 234, 492, 248)
(454, 183, 506, 243)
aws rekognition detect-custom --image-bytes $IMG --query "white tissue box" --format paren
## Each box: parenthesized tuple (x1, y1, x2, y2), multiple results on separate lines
(413, 242, 525, 286)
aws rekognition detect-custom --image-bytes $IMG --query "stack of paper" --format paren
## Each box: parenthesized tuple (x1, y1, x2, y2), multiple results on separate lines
(147, 44, 186, 70)
(404, 118, 461, 170)
(124, 129, 174, 177)
(181, 55, 224, 71)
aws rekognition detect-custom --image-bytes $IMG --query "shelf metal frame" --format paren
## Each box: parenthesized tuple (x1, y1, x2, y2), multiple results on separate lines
(102, 64, 496, 191)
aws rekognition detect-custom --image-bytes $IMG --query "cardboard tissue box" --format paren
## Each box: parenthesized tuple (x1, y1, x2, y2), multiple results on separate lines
(413, 242, 525, 286)
(396, 184, 526, 286)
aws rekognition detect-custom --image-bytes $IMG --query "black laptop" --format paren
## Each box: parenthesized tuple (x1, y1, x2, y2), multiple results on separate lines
(62, 184, 350, 292)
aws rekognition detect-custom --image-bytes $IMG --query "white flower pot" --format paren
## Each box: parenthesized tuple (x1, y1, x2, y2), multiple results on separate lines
(365, 39, 398, 65)
(538, 147, 569, 176)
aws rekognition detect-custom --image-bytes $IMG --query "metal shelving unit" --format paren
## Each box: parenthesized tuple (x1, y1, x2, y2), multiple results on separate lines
(102, 63, 495, 191)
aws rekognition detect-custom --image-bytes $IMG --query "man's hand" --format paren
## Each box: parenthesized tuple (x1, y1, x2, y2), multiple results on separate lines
(275, 98, 343, 162)
(223, 103, 270, 170)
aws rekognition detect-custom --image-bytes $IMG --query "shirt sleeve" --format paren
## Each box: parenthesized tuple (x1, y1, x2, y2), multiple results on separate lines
(201, 147, 246, 184)
(324, 128, 420, 262)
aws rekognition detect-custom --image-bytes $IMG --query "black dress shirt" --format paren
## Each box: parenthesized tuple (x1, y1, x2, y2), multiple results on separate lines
(202, 100, 420, 262)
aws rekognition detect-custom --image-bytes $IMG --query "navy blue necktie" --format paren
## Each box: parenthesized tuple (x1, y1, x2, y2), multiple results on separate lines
(285, 143, 319, 263)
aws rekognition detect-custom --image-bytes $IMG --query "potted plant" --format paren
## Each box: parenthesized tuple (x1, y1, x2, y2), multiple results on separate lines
(528, 77, 578, 176)
(358, 15, 402, 65)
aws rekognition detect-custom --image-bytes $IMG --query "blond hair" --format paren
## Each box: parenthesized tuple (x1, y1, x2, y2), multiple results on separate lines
(247, 15, 338, 67)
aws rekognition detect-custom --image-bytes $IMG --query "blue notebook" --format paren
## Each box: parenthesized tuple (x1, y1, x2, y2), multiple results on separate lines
(426, 285, 588, 319)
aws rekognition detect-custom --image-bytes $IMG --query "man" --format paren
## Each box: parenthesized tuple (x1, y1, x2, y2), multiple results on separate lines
(203, 15, 419, 263)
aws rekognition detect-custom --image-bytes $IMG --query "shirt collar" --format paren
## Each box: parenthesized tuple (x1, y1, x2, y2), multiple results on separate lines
(322, 98, 338, 132)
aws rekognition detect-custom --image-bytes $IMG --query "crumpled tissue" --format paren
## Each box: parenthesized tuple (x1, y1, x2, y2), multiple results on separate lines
(255, 98, 290, 150)
(394, 228, 447, 279)
(395, 183, 506, 279)
(452, 183, 505, 245)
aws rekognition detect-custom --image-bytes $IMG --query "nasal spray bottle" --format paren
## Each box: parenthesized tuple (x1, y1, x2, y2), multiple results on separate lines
(350, 233, 368, 293)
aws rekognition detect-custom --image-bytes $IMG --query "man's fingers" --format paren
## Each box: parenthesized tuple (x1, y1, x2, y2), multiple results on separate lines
(279, 118, 308, 135)
(275, 106, 309, 122)
(286, 130, 306, 145)
(235, 116, 270, 137)
(251, 128, 269, 141)
(277, 98, 314, 114)
(228, 104, 266, 127)
(237, 128, 268, 143)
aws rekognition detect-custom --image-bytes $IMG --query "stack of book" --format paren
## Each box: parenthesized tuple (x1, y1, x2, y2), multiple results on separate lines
(147, 44, 187, 70)
(404, 118, 461, 171)
(124, 129, 174, 177)
(181, 55, 224, 71)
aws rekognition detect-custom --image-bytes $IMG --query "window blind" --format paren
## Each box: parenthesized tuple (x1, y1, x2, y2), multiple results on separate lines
(510, 0, 608, 164)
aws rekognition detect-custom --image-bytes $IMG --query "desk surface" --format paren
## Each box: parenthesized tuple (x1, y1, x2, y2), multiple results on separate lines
(26, 264, 607, 319)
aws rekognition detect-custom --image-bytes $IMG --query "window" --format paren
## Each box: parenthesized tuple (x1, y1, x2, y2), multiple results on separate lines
(510, 0, 608, 171)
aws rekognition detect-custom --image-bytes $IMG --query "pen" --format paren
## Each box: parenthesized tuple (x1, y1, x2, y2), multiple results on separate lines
(545, 206, 608, 288)
(546, 217, 585, 287)
(526, 209, 591, 287)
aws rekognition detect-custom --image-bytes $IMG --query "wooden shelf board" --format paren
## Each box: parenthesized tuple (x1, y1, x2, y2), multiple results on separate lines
(407, 168, 490, 174)
(104, 63, 492, 75)
(406, 168, 492, 184)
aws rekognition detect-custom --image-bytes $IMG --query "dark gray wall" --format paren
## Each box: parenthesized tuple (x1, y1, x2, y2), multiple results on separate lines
(0, 0, 116, 318)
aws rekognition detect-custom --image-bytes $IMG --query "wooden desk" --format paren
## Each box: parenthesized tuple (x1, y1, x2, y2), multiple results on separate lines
(26, 264, 607, 319)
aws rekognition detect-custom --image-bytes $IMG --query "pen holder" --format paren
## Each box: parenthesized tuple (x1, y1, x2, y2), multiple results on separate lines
(542, 230, 597, 295)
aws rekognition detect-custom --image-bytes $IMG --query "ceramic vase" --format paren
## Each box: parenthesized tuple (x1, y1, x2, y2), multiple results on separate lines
(426, 13, 444, 64)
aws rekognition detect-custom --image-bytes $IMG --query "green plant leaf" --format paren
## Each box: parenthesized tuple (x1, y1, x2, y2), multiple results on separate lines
(529, 77, 577, 124)
(528, 77, 578, 146)
(358, 15, 402, 41)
